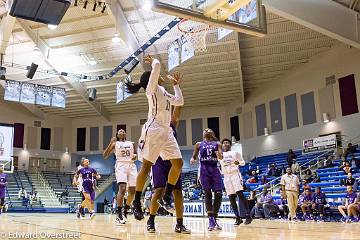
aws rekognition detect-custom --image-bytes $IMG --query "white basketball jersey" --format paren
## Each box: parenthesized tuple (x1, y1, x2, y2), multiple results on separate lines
(115, 141, 134, 163)
(221, 151, 245, 175)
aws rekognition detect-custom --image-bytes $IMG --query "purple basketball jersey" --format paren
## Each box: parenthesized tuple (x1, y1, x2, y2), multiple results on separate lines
(0, 173, 7, 198)
(199, 140, 219, 166)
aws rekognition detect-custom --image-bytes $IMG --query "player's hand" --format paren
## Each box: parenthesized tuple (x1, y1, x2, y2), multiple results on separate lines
(167, 71, 183, 86)
(190, 158, 197, 165)
(96, 174, 101, 180)
(234, 160, 240, 165)
(132, 154, 137, 161)
(72, 181, 78, 187)
(111, 137, 117, 143)
(215, 151, 223, 160)
(144, 55, 154, 64)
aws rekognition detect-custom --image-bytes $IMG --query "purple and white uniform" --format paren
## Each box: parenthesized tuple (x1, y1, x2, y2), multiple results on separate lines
(0, 173, 7, 199)
(198, 141, 222, 192)
(346, 192, 357, 204)
(151, 124, 182, 189)
(77, 167, 97, 201)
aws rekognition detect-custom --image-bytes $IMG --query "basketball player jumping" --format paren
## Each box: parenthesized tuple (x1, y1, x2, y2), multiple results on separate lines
(0, 165, 7, 215)
(73, 158, 101, 219)
(125, 55, 184, 221)
(190, 129, 223, 231)
(221, 139, 252, 225)
(147, 106, 191, 234)
(103, 129, 137, 224)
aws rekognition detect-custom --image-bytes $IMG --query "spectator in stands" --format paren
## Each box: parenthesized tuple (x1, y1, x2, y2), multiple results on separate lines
(301, 169, 313, 184)
(323, 154, 335, 168)
(353, 156, 360, 169)
(313, 187, 326, 221)
(300, 187, 314, 220)
(287, 149, 297, 168)
(60, 187, 69, 204)
(344, 143, 358, 161)
(112, 196, 117, 214)
(29, 190, 39, 207)
(18, 187, 28, 206)
(343, 173, 356, 187)
(291, 160, 301, 176)
(280, 167, 300, 221)
(246, 171, 258, 183)
(191, 187, 201, 201)
(267, 164, 277, 177)
(281, 164, 286, 175)
(260, 175, 268, 185)
(342, 162, 352, 174)
(311, 171, 320, 183)
(338, 186, 359, 222)
(104, 197, 109, 213)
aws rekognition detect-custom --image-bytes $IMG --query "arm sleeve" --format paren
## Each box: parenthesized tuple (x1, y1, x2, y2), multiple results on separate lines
(146, 59, 161, 95)
(164, 85, 184, 106)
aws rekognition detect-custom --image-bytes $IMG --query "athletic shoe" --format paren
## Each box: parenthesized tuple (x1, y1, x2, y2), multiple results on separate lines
(208, 217, 216, 231)
(157, 198, 175, 214)
(133, 203, 144, 221)
(89, 211, 95, 220)
(123, 206, 129, 220)
(244, 217, 252, 225)
(147, 219, 156, 233)
(234, 217, 243, 226)
(76, 205, 81, 219)
(116, 212, 126, 224)
(214, 219, 222, 231)
(174, 224, 191, 234)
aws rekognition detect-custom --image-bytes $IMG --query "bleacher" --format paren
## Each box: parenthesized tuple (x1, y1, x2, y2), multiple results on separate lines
(5, 171, 44, 210)
(42, 171, 110, 207)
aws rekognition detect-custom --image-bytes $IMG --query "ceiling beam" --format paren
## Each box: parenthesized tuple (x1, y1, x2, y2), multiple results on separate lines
(263, 0, 360, 48)
(18, 19, 111, 121)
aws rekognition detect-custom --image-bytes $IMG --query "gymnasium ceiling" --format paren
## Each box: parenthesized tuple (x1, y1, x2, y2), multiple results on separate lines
(0, 0, 358, 119)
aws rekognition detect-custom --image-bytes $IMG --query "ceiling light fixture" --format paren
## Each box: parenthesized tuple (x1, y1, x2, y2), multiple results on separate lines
(112, 33, 121, 43)
(88, 58, 97, 65)
(142, 0, 153, 11)
(47, 24, 58, 30)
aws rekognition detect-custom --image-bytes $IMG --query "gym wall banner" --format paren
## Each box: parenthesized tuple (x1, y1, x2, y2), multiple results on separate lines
(0, 124, 14, 163)
(183, 201, 234, 217)
(302, 134, 337, 154)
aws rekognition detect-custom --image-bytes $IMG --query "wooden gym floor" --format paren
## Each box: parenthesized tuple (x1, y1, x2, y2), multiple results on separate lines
(1, 213, 359, 239)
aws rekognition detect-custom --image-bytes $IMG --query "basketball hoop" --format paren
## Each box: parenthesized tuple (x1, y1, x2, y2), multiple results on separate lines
(177, 19, 211, 52)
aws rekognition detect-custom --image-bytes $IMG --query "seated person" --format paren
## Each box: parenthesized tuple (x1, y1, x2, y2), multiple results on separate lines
(343, 173, 356, 187)
(301, 169, 313, 184)
(342, 162, 352, 174)
(300, 187, 314, 220)
(18, 187, 27, 200)
(354, 157, 360, 169)
(274, 189, 289, 218)
(254, 187, 278, 219)
(338, 186, 359, 222)
(344, 143, 358, 160)
(311, 171, 320, 183)
(246, 170, 258, 183)
(312, 187, 327, 221)
(267, 164, 277, 177)
(260, 175, 268, 185)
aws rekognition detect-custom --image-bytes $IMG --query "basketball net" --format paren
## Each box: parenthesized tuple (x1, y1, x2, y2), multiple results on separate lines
(177, 19, 212, 52)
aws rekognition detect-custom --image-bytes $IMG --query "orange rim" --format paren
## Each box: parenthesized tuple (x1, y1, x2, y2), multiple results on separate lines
(177, 19, 210, 34)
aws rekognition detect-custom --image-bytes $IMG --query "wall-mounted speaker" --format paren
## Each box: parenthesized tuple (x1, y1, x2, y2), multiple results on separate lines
(26, 63, 38, 79)
(88, 88, 97, 102)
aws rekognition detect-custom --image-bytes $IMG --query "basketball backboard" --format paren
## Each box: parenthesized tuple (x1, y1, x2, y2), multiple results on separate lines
(153, 0, 267, 37)
(0, 159, 14, 173)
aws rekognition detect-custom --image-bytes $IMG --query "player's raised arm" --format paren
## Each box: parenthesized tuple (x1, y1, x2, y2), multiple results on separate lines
(145, 56, 161, 95)
(190, 142, 200, 165)
(165, 71, 184, 106)
(72, 171, 80, 187)
(216, 142, 223, 160)
(103, 137, 117, 159)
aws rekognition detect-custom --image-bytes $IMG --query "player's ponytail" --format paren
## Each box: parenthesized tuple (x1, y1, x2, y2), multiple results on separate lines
(125, 71, 151, 94)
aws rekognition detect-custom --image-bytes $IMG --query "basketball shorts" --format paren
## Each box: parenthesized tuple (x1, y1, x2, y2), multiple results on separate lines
(199, 166, 223, 192)
(115, 162, 137, 187)
(138, 123, 182, 164)
(82, 184, 95, 201)
(151, 158, 182, 189)
(223, 172, 244, 195)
